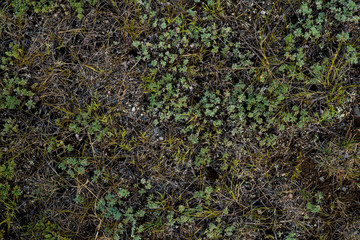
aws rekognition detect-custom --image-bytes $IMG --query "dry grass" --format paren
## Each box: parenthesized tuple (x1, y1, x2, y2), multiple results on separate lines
(1, 0, 360, 239)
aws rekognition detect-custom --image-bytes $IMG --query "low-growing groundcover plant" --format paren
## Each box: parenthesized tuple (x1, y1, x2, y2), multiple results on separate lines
(1, 0, 360, 239)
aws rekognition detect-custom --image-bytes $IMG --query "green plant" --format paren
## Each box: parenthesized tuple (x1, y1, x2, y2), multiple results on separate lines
(285, 0, 359, 86)
(22, 214, 70, 240)
(0, 159, 21, 231)
(44, 135, 72, 153)
(69, 0, 85, 19)
(10, 0, 96, 19)
(67, 98, 113, 143)
(1, 118, 18, 137)
(133, 2, 317, 162)
(302, 191, 324, 218)
(58, 157, 89, 178)
(95, 179, 159, 239)
(202, 0, 224, 19)
(204, 222, 222, 238)
(10, 0, 29, 18)
(26, 0, 56, 14)
(0, 200, 19, 232)
(1, 42, 23, 70)
(285, 232, 296, 240)
(0, 76, 35, 110)
(1, 0, 360, 239)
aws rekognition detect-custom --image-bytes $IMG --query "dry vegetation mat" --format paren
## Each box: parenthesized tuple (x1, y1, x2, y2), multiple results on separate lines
(1, 0, 360, 239)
